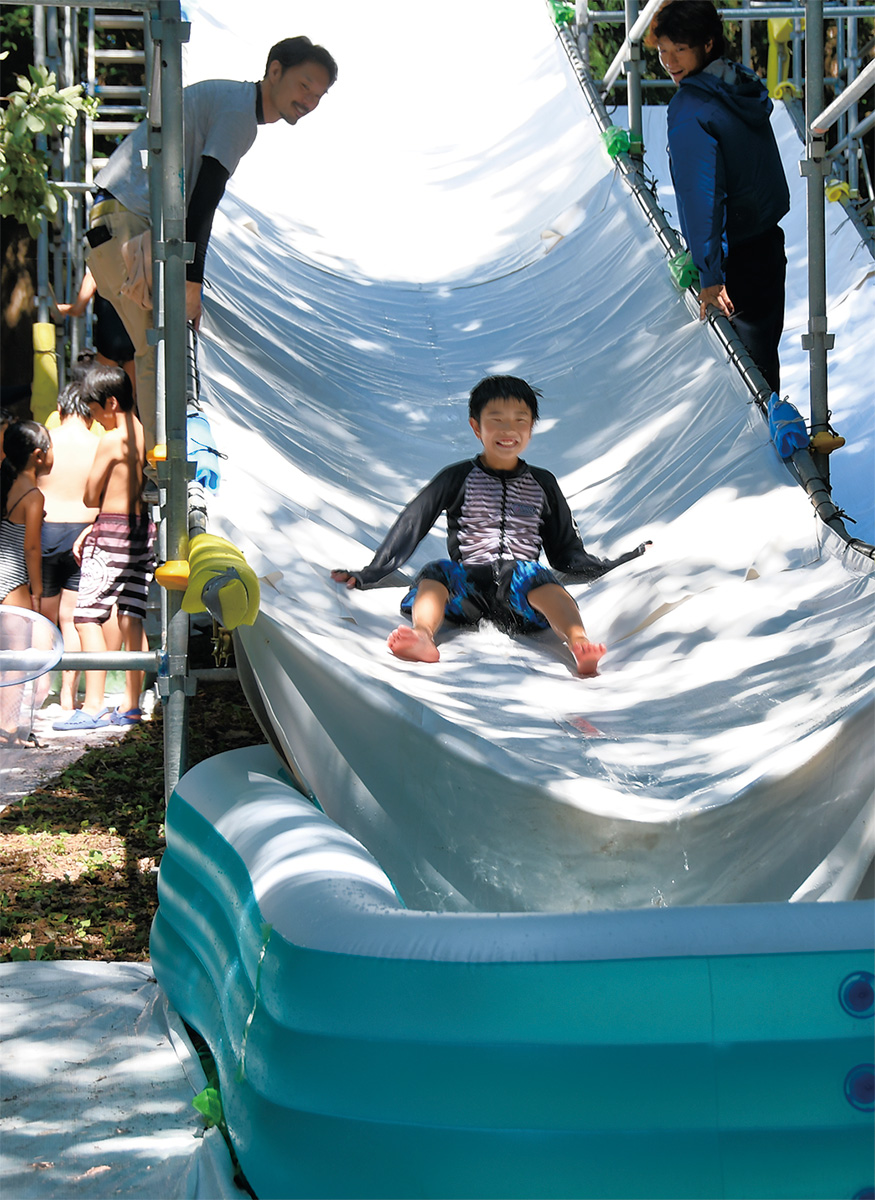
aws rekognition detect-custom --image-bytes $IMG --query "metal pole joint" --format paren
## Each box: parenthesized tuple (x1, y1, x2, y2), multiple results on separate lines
(150, 17, 191, 44)
(799, 153, 827, 176)
(151, 238, 195, 264)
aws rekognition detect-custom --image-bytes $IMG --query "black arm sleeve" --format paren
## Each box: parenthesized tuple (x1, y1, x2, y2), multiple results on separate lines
(185, 155, 231, 283)
(533, 467, 649, 580)
(353, 462, 472, 589)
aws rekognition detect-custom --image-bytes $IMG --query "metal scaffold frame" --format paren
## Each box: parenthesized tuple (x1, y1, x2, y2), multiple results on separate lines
(22, 1, 192, 797)
(560, 0, 874, 556)
(577, 1, 875, 246)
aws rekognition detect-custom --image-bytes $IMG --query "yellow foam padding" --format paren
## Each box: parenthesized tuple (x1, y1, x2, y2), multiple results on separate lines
(182, 533, 260, 626)
(155, 560, 191, 591)
(810, 431, 846, 454)
(773, 81, 801, 101)
(766, 17, 794, 97)
(825, 178, 850, 203)
(31, 323, 59, 425)
(768, 16, 794, 43)
(216, 577, 251, 630)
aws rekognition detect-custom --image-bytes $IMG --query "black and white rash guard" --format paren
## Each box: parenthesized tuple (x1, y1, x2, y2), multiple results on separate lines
(352, 456, 644, 589)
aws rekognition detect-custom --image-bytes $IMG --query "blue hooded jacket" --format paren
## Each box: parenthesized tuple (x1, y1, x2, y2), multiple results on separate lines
(667, 59, 790, 288)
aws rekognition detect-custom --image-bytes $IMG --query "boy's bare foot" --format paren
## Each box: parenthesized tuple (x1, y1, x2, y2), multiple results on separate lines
(387, 625, 440, 663)
(569, 640, 606, 677)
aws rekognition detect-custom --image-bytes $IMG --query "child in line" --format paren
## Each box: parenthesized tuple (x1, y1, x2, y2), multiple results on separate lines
(53, 365, 155, 731)
(0, 421, 53, 610)
(40, 383, 106, 714)
(332, 375, 649, 677)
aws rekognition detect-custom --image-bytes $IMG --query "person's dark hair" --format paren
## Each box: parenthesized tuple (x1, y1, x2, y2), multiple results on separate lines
(265, 36, 338, 85)
(56, 381, 91, 422)
(648, 0, 725, 59)
(469, 375, 541, 424)
(71, 347, 98, 384)
(83, 363, 135, 412)
(1, 421, 51, 517)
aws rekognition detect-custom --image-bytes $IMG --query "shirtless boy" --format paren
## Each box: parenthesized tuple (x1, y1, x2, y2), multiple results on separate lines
(54, 365, 155, 730)
(332, 375, 649, 677)
(40, 383, 103, 712)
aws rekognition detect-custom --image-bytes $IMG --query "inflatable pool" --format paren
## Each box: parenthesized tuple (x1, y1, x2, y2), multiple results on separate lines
(152, 745, 874, 1199)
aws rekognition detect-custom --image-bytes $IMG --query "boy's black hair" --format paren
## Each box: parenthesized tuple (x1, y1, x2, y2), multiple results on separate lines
(71, 348, 98, 384)
(1, 421, 51, 517)
(56, 381, 92, 421)
(265, 36, 338, 85)
(649, 0, 725, 59)
(469, 375, 541, 424)
(83, 363, 135, 412)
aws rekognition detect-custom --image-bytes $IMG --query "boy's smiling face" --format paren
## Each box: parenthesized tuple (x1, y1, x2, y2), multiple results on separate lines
(470, 396, 534, 471)
(656, 36, 712, 85)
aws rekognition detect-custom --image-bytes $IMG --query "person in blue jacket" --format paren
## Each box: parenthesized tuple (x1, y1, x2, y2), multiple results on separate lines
(650, 0, 790, 392)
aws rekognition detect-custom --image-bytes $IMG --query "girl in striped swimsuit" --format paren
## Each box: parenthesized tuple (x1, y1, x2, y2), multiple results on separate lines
(1, 421, 53, 610)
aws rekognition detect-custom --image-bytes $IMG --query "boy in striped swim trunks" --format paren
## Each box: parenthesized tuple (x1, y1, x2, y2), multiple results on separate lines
(54, 365, 155, 731)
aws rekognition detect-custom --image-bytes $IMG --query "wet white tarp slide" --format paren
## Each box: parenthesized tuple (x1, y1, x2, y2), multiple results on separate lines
(177, 0, 873, 913)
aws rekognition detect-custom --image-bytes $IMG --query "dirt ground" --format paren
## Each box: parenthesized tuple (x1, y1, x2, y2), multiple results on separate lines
(0, 680, 264, 962)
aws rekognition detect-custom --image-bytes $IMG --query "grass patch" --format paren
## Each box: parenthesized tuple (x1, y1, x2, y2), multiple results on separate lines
(0, 679, 264, 962)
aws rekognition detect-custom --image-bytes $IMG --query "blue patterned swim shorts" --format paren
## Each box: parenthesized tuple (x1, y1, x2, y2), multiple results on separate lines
(400, 559, 557, 633)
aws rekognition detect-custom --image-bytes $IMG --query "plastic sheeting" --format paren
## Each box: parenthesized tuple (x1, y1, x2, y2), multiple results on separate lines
(175, 0, 874, 912)
(0, 961, 248, 1199)
(1, 608, 63, 789)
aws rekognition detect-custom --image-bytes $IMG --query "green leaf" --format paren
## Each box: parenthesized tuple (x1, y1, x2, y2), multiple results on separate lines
(192, 1086, 223, 1128)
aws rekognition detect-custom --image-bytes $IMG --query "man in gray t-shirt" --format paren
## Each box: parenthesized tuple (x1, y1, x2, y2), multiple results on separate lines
(86, 35, 337, 452)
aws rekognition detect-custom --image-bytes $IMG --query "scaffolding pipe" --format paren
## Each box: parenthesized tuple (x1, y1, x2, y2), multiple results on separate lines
(828, 108, 875, 155)
(149, 0, 192, 800)
(25, 1, 154, 7)
(624, 0, 644, 152)
(602, 0, 665, 91)
(810, 57, 875, 133)
(847, 14, 859, 196)
(32, 7, 50, 327)
(803, 0, 833, 483)
(587, 5, 875, 19)
(58, 651, 164, 672)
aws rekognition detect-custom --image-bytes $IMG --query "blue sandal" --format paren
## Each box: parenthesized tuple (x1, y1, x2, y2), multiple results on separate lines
(110, 707, 143, 726)
(52, 707, 113, 732)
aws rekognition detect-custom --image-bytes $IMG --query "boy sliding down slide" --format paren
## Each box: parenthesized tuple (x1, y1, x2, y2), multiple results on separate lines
(332, 375, 650, 677)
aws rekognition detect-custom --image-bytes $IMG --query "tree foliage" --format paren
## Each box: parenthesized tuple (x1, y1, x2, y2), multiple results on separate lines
(0, 63, 99, 237)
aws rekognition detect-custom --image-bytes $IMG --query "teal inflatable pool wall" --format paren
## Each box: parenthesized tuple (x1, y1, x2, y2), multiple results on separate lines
(151, 746, 874, 1200)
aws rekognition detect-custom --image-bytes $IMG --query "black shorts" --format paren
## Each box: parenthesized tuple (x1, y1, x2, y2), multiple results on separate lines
(42, 522, 88, 597)
(94, 294, 135, 365)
